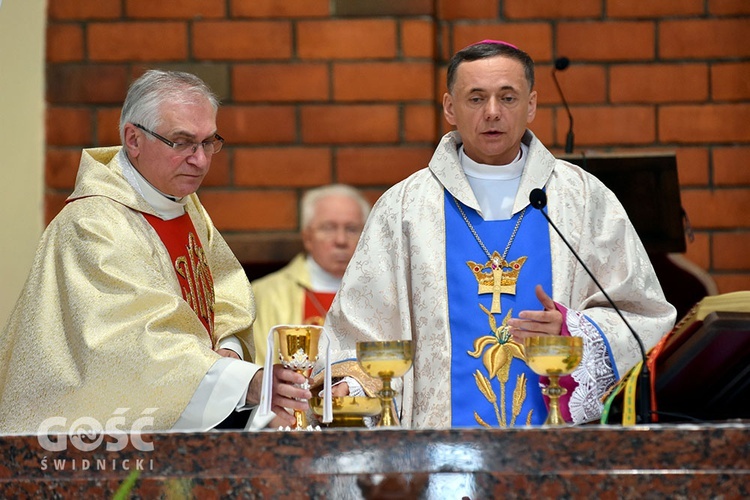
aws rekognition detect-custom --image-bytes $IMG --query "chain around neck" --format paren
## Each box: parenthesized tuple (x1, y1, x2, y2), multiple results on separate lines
(453, 197, 526, 264)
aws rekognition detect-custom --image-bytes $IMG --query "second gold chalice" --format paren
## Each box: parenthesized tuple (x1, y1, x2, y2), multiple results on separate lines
(524, 335, 583, 426)
(356, 340, 414, 427)
(308, 396, 382, 427)
(276, 325, 322, 430)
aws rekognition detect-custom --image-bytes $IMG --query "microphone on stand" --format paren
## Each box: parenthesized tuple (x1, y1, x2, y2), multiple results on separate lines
(529, 188, 652, 424)
(552, 57, 575, 154)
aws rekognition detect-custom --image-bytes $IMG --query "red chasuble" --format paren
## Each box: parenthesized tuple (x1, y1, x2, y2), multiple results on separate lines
(303, 290, 336, 326)
(143, 212, 215, 348)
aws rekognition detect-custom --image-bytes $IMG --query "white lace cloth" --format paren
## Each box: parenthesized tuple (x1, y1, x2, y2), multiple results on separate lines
(565, 310, 617, 424)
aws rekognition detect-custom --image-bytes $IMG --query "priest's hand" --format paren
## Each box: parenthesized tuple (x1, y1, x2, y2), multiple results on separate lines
(331, 381, 350, 397)
(246, 366, 312, 428)
(508, 284, 563, 340)
(216, 348, 240, 359)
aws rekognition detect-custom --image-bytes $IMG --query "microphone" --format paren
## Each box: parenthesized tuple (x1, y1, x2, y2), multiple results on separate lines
(529, 188, 652, 424)
(552, 57, 574, 154)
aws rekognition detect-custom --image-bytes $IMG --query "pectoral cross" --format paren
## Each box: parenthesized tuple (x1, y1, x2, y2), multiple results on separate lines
(467, 253, 528, 314)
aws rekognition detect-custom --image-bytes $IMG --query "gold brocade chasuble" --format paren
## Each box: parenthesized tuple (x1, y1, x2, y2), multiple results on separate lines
(0, 147, 257, 434)
(143, 212, 216, 347)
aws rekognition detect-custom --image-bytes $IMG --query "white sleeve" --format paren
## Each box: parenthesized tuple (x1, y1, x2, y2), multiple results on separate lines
(171, 357, 269, 431)
(217, 335, 244, 360)
(319, 376, 365, 397)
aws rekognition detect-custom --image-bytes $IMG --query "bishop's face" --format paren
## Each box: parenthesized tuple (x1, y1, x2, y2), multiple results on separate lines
(443, 55, 537, 165)
(123, 98, 218, 198)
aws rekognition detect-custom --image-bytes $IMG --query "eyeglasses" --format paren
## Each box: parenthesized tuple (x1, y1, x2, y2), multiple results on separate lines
(313, 223, 363, 240)
(134, 123, 224, 155)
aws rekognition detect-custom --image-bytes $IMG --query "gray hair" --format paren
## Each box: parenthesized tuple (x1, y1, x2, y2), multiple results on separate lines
(301, 184, 371, 229)
(119, 69, 220, 144)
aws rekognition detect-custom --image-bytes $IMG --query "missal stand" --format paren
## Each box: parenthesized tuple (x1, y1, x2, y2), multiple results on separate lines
(561, 152, 750, 423)
(654, 311, 750, 422)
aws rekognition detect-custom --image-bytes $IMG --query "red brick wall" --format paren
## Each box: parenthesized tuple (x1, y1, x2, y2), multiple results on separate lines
(46, 0, 750, 292)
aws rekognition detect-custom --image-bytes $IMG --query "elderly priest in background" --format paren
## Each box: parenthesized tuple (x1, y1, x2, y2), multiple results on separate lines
(0, 70, 308, 434)
(251, 184, 370, 364)
(323, 40, 677, 428)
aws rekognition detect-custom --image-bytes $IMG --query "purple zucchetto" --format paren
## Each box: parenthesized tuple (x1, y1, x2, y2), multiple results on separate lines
(466, 39, 519, 50)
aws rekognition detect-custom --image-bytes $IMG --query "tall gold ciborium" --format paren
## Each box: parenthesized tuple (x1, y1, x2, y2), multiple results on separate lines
(276, 325, 322, 430)
(356, 340, 414, 427)
(524, 335, 583, 426)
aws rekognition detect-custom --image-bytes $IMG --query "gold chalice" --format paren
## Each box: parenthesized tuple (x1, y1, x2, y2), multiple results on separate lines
(276, 325, 322, 430)
(524, 335, 583, 426)
(356, 340, 414, 427)
(309, 396, 382, 427)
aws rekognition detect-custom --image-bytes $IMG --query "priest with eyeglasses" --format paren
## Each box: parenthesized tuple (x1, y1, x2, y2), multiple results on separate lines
(0, 70, 308, 434)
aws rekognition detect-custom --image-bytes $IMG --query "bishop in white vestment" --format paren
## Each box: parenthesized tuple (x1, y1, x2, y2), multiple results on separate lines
(322, 41, 676, 428)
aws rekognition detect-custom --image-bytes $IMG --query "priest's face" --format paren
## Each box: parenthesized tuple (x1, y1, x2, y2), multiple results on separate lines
(302, 194, 365, 278)
(443, 55, 537, 165)
(125, 98, 218, 198)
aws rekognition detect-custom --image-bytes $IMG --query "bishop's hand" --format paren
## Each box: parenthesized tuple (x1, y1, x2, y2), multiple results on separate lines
(508, 284, 563, 340)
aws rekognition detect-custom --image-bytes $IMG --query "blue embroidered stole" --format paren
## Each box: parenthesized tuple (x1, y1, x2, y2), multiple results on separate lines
(446, 193, 553, 427)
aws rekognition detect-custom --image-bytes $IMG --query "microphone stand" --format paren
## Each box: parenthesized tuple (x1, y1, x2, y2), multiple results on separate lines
(530, 189, 652, 424)
(552, 58, 574, 154)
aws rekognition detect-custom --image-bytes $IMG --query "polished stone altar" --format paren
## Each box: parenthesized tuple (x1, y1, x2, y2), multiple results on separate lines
(2, 424, 748, 498)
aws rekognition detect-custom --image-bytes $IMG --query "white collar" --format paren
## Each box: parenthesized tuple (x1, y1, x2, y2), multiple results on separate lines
(119, 149, 187, 220)
(459, 144, 527, 181)
(306, 254, 342, 293)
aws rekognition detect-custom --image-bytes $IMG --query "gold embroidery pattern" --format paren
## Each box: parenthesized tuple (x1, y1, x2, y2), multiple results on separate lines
(467, 253, 528, 314)
(467, 304, 532, 427)
(456, 201, 532, 426)
(175, 232, 215, 342)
